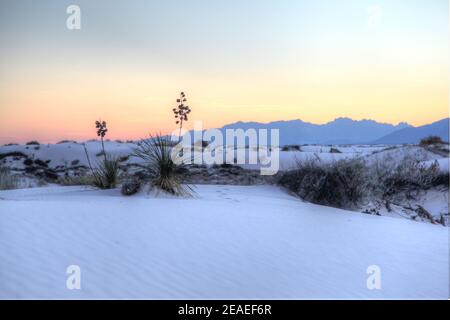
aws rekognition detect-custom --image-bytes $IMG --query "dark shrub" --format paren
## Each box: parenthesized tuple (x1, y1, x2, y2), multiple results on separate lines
(131, 170, 152, 182)
(71, 159, 80, 166)
(174, 166, 189, 174)
(43, 169, 58, 181)
(281, 145, 301, 151)
(118, 155, 130, 162)
(26, 141, 40, 145)
(280, 153, 448, 212)
(372, 156, 442, 198)
(23, 159, 33, 166)
(25, 166, 37, 174)
(420, 136, 444, 146)
(121, 178, 141, 196)
(433, 172, 449, 187)
(194, 140, 209, 149)
(279, 158, 368, 209)
(34, 159, 48, 167)
(330, 147, 342, 153)
(0, 152, 27, 160)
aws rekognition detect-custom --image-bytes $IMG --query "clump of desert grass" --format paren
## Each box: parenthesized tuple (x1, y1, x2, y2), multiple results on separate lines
(370, 154, 445, 199)
(278, 154, 446, 210)
(58, 174, 96, 186)
(279, 157, 368, 209)
(133, 134, 192, 196)
(0, 165, 19, 190)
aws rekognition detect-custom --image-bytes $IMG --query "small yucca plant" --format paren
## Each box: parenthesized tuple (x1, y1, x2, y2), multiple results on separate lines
(83, 144, 120, 189)
(133, 134, 192, 196)
(83, 119, 120, 189)
(95, 155, 120, 189)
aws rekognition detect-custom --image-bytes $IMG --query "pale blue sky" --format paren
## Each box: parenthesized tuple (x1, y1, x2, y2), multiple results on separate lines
(1, 0, 447, 71)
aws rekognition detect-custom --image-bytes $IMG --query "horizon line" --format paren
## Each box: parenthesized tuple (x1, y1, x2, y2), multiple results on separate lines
(1, 115, 448, 145)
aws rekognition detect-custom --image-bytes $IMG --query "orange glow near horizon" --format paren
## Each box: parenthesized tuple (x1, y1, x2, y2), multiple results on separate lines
(0, 62, 447, 144)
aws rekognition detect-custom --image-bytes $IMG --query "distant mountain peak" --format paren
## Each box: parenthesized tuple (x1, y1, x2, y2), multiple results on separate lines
(214, 117, 443, 145)
(374, 118, 449, 144)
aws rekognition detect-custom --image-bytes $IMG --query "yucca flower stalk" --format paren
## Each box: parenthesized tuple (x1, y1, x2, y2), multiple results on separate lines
(83, 119, 120, 189)
(172, 92, 191, 141)
(95, 120, 108, 162)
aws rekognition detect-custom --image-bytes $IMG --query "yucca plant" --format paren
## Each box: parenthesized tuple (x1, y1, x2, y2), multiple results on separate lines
(95, 155, 120, 189)
(133, 134, 192, 196)
(83, 144, 120, 189)
(82, 119, 120, 189)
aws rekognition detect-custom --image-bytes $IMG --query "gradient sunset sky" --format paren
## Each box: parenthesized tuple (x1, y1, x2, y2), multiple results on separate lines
(0, 0, 448, 143)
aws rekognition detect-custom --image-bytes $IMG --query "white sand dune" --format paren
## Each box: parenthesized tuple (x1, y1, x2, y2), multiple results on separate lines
(0, 185, 448, 299)
(0, 141, 394, 172)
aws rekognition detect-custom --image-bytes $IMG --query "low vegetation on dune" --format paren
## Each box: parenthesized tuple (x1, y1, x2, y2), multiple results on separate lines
(279, 155, 447, 211)
(281, 145, 301, 151)
(25, 141, 40, 146)
(0, 165, 19, 190)
(132, 134, 192, 196)
(420, 136, 445, 146)
(418, 136, 449, 158)
(92, 155, 121, 189)
(279, 158, 368, 209)
(57, 175, 96, 186)
(56, 140, 78, 144)
(370, 154, 446, 198)
(0, 151, 28, 161)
